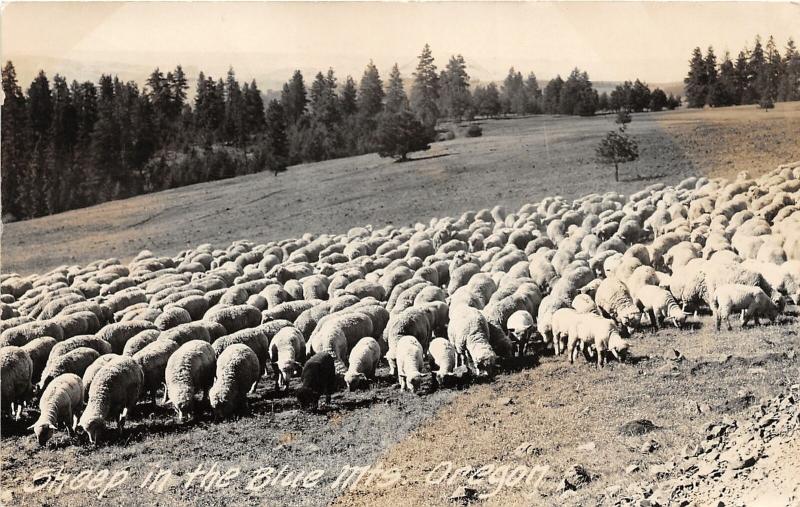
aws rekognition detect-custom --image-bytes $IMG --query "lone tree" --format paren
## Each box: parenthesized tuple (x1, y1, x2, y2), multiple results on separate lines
(596, 124, 639, 182)
(374, 109, 431, 162)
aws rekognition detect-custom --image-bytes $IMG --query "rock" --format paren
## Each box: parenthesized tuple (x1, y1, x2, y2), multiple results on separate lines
(731, 454, 758, 470)
(449, 486, 478, 501)
(620, 419, 660, 436)
(563, 464, 593, 489)
(578, 441, 596, 452)
(696, 461, 719, 478)
(626, 464, 641, 474)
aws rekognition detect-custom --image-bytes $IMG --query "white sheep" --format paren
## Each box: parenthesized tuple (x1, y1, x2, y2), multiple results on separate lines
(447, 305, 497, 377)
(133, 339, 180, 403)
(713, 284, 781, 331)
(506, 310, 535, 357)
(209, 344, 261, 418)
(164, 340, 216, 423)
(594, 276, 641, 333)
(396, 335, 425, 393)
(78, 356, 144, 444)
(634, 285, 688, 329)
(29, 373, 83, 446)
(551, 307, 579, 355)
(427, 337, 457, 384)
(573, 314, 629, 368)
(269, 327, 306, 390)
(343, 337, 382, 391)
(39, 347, 100, 392)
(0, 346, 34, 420)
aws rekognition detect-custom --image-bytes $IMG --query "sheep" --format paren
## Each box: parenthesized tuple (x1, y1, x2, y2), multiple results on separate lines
(536, 293, 571, 345)
(77, 356, 144, 444)
(21, 336, 57, 385)
(29, 372, 83, 445)
(269, 327, 306, 390)
(205, 304, 262, 334)
(343, 337, 382, 391)
(296, 352, 338, 411)
(209, 344, 261, 418)
(572, 294, 599, 314)
(306, 327, 348, 374)
(572, 314, 629, 367)
(447, 305, 497, 377)
(50, 311, 102, 339)
(39, 347, 100, 392)
(133, 339, 180, 403)
(634, 285, 688, 329)
(0, 346, 34, 419)
(165, 295, 209, 320)
(0, 320, 64, 348)
(262, 300, 319, 323)
(164, 340, 216, 422)
(384, 307, 432, 375)
(155, 307, 193, 331)
(396, 335, 425, 393)
(427, 337, 457, 384)
(122, 329, 161, 357)
(311, 311, 374, 351)
(96, 320, 158, 354)
(551, 307, 580, 355)
(159, 321, 220, 345)
(713, 284, 781, 331)
(46, 335, 113, 371)
(594, 276, 641, 333)
(82, 354, 124, 403)
(212, 327, 270, 384)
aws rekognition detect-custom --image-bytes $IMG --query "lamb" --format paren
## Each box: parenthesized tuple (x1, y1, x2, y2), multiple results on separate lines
(269, 327, 306, 389)
(29, 372, 83, 445)
(122, 329, 161, 356)
(96, 320, 158, 354)
(551, 307, 580, 355)
(205, 304, 262, 334)
(594, 276, 641, 333)
(164, 340, 216, 422)
(296, 352, 338, 411)
(0, 346, 34, 419)
(343, 337, 382, 391)
(396, 335, 426, 393)
(77, 356, 144, 444)
(209, 344, 261, 418)
(133, 339, 180, 403)
(634, 285, 688, 329)
(427, 337, 457, 384)
(447, 305, 497, 377)
(536, 293, 571, 344)
(713, 284, 781, 331)
(573, 314, 629, 367)
(572, 294, 599, 314)
(21, 336, 57, 385)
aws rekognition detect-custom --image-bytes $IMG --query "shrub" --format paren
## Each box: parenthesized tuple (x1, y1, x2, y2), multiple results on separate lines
(466, 124, 483, 137)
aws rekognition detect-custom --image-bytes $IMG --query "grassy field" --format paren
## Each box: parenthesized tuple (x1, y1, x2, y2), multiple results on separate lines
(3, 103, 799, 276)
(1, 103, 800, 507)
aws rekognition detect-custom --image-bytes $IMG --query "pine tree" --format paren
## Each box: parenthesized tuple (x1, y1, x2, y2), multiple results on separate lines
(500, 67, 526, 115)
(734, 50, 749, 104)
(281, 70, 308, 124)
(169, 65, 189, 119)
(714, 52, 738, 107)
(264, 99, 289, 174)
(243, 79, 266, 133)
(439, 55, 471, 120)
(524, 72, 542, 114)
(310, 68, 341, 127)
(746, 36, 766, 104)
(684, 47, 708, 108)
(340, 76, 358, 117)
(357, 60, 384, 118)
(542, 75, 563, 114)
(704, 46, 719, 106)
(374, 109, 431, 161)
(763, 35, 782, 101)
(778, 38, 800, 101)
(1, 61, 31, 219)
(649, 88, 668, 111)
(28, 71, 53, 143)
(385, 63, 409, 113)
(222, 67, 245, 144)
(596, 124, 639, 182)
(410, 44, 440, 127)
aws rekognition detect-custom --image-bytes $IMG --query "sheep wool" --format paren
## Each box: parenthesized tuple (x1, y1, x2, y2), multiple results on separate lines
(269, 327, 306, 389)
(343, 337, 381, 391)
(0, 346, 34, 419)
(164, 340, 216, 422)
(30, 373, 83, 446)
(396, 335, 425, 393)
(209, 344, 261, 418)
(78, 356, 143, 444)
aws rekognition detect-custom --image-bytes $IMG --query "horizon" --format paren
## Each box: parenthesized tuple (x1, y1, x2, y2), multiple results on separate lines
(2, 2, 799, 93)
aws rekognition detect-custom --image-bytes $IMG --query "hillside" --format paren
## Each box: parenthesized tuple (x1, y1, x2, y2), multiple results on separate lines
(3, 103, 800, 276)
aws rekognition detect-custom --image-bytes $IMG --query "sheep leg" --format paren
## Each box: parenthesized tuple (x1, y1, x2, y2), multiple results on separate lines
(118, 407, 128, 433)
(596, 351, 603, 369)
(12, 403, 22, 421)
(649, 309, 659, 330)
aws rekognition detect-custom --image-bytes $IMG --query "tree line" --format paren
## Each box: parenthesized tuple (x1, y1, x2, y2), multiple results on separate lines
(684, 35, 800, 109)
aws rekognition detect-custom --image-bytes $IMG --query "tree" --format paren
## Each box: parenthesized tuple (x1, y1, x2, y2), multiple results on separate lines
(615, 109, 631, 125)
(374, 109, 431, 161)
(264, 99, 289, 174)
(596, 124, 639, 182)
(439, 55, 471, 120)
(310, 69, 340, 127)
(703, 46, 719, 106)
(745, 36, 766, 104)
(243, 79, 266, 133)
(542, 75, 563, 114)
(410, 44, 440, 127)
(281, 70, 308, 124)
(472, 83, 501, 117)
(778, 38, 800, 101)
(734, 50, 749, 104)
(357, 60, 384, 118)
(649, 88, 668, 112)
(340, 76, 358, 116)
(2, 61, 31, 219)
(598, 91, 609, 112)
(385, 63, 408, 113)
(684, 47, 708, 108)
(501, 67, 526, 115)
(629, 79, 651, 112)
(524, 73, 542, 114)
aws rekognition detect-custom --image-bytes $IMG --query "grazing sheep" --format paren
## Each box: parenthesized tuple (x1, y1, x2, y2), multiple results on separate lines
(96, 320, 158, 354)
(0, 320, 64, 348)
(551, 307, 580, 355)
(396, 335, 425, 393)
(296, 352, 338, 411)
(209, 344, 261, 418)
(384, 307, 432, 375)
(46, 335, 113, 372)
(634, 285, 688, 329)
(205, 304, 262, 334)
(21, 336, 57, 385)
(155, 307, 193, 331)
(78, 356, 144, 444)
(269, 327, 306, 389)
(29, 372, 83, 445)
(428, 337, 457, 384)
(306, 326, 349, 373)
(594, 277, 641, 333)
(122, 329, 161, 357)
(212, 327, 270, 385)
(262, 300, 319, 323)
(572, 294, 599, 314)
(573, 314, 629, 367)
(133, 340, 180, 403)
(165, 295, 209, 320)
(39, 347, 100, 392)
(447, 305, 497, 377)
(536, 293, 571, 344)
(343, 337, 382, 391)
(164, 340, 216, 423)
(159, 321, 220, 346)
(1, 346, 34, 419)
(713, 284, 781, 331)
(82, 354, 124, 402)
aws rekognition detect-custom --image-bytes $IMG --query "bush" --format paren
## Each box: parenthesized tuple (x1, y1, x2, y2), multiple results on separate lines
(466, 124, 483, 137)
(759, 97, 775, 111)
(374, 110, 432, 161)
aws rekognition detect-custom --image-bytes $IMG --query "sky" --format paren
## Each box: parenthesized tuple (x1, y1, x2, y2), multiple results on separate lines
(2, 1, 799, 91)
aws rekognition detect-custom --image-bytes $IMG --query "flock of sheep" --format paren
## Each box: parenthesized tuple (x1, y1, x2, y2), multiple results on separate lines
(2, 161, 800, 447)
